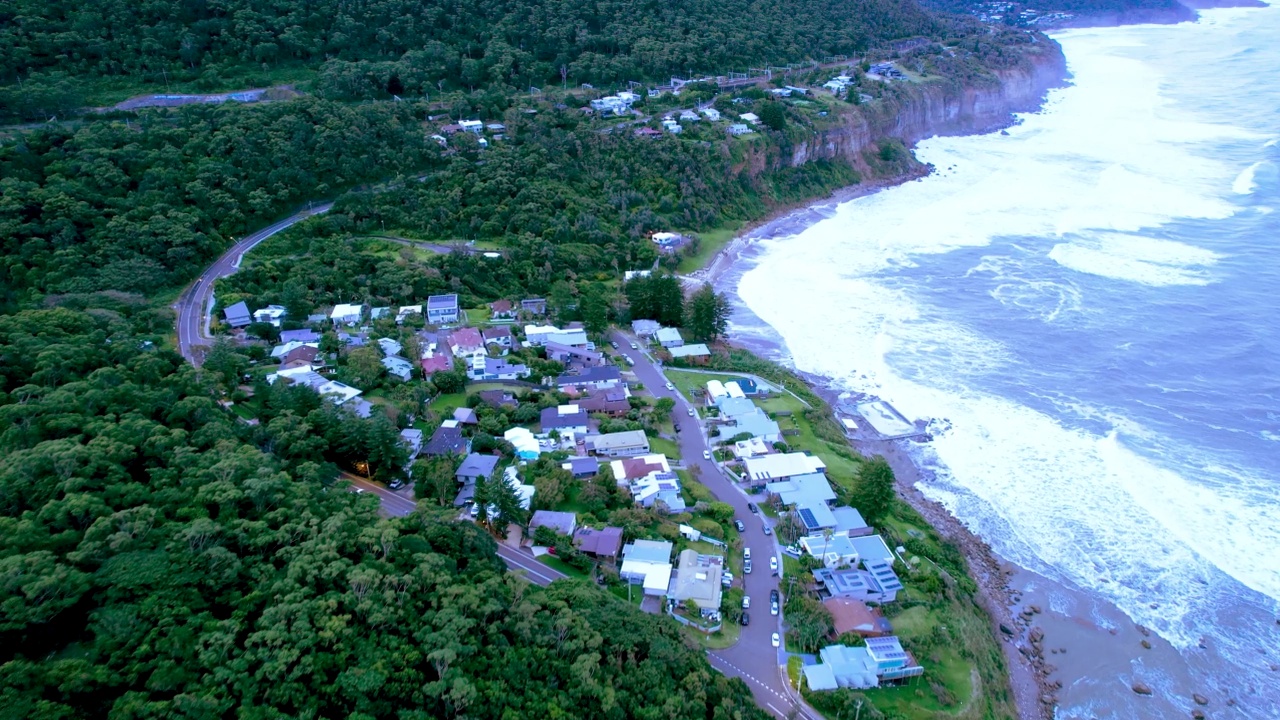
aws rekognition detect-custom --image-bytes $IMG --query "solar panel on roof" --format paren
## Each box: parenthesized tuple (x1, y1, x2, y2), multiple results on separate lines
(798, 508, 819, 529)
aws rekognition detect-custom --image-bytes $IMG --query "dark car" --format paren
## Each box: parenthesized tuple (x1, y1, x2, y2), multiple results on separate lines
(674, 424, 681, 432)
(740, 612, 750, 626)
(747, 502, 759, 514)
(770, 589, 780, 604)
(734, 520, 745, 532)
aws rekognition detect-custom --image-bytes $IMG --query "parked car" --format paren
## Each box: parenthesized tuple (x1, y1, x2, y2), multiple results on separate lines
(687, 407, 695, 416)
(630, 342, 638, 349)
(389, 478, 404, 489)
(703, 450, 711, 460)
(743, 547, 751, 560)
(674, 423, 680, 432)
(626, 357, 636, 365)
(721, 572, 733, 587)
(769, 557, 779, 573)
(744, 560, 753, 574)
(665, 382, 674, 391)
(734, 520, 746, 532)
(770, 601, 779, 616)
(747, 502, 759, 514)
(763, 524, 773, 536)
(770, 589, 779, 604)
(740, 612, 750, 626)
(610, 341, 619, 349)
(742, 596, 751, 609)
(771, 632, 780, 648)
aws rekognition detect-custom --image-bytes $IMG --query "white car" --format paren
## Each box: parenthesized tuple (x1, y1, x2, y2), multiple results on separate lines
(629, 342, 638, 349)
(703, 450, 711, 460)
(771, 632, 781, 648)
(742, 596, 751, 609)
(770, 601, 779, 616)
(769, 557, 779, 573)
(743, 547, 751, 560)
(687, 407, 695, 416)
(665, 382, 674, 391)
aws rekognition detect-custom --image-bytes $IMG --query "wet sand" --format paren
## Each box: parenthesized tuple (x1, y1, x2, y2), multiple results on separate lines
(702, 179, 1246, 719)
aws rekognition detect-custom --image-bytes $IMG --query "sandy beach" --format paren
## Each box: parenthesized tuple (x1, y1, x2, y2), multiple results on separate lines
(699, 176, 1239, 719)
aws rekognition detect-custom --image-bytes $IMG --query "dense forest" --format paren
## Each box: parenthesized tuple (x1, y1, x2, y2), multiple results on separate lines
(0, 308, 768, 718)
(2, 0, 940, 95)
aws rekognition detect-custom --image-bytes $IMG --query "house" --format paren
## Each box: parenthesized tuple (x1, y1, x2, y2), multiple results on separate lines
(727, 123, 753, 136)
(279, 329, 320, 344)
(400, 428, 424, 459)
(679, 109, 699, 122)
(577, 387, 631, 416)
(801, 533, 860, 569)
(814, 563, 902, 603)
(670, 549, 724, 616)
(574, 526, 624, 562)
(831, 506, 873, 537)
(743, 453, 828, 484)
(485, 123, 506, 132)
(589, 94, 637, 115)
(338, 332, 367, 347)
(271, 340, 315, 359)
(477, 389, 518, 409)
(377, 337, 403, 357)
(669, 344, 710, 362)
(554, 365, 622, 391)
(825, 598, 893, 639)
(701, 108, 721, 121)
(441, 124, 463, 134)
(489, 299, 516, 320)
(655, 327, 684, 348)
(784, 85, 808, 95)
(661, 118, 682, 134)
(714, 408, 781, 444)
(470, 355, 530, 381)
(585, 430, 650, 458)
(452, 407, 478, 425)
(427, 294, 460, 324)
(851, 535, 896, 566)
(420, 354, 453, 375)
(561, 456, 600, 479)
(620, 539, 674, 596)
(630, 471, 686, 512)
(705, 380, 728, 405)
(456, 453, 500, 483)
(716, 397, 755, 418)
(724, 381, 747, 399)
(522, 324, 567, 346)
(864, 636, 924, 680)
(396, 305, 422, 324)
(223, 301, 252, 328)
(541, 404, 590, 438)
(315, 379, 362, 405)
(544, 341, 602, 367)
(504, 427, 541, 460)
(632, 319, 661, 337)
(459, 119, 484, 134)
(768, 88, 792, 97)
(529, 510, 578, 539)
(253, 305, 287, 327)
(520, 298, 547, 316)
(482, 325, 514, 348)
(739, 112, 760, 125)
(803, 645, 880, 691)
(423, 425, 469, 457)
(280, 345, 322, 370)
(382, 356, 414, 382)
(331, 303, 364, 326)
(634, 126, 662, 138)
(448, 327, 486, 359)
(766, 472, 837, 508)
(370, 306, 392, 321)
(731, 436, 772, 459)
(610, 454, 671, 483)
(306, 313, 329, 324)
(545, 329, 590, 348)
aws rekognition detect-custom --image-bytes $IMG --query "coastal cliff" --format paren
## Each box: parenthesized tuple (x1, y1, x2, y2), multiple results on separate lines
(770, 40, 1069, 173)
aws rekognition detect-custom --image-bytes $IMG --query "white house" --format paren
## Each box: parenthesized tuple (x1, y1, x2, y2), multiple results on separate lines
(396, 305, 422, 324)
(727, 123, 753, 136)
(459, 119, 484, 134)
(400, 428, 424, 459)
(620, 540, 674, 596)
(742, 452, 828, 484)
(252, 305, 287, 327)
(426, 294, 459, 324)
(661, 118, 682, 134)
(377, 337, 403, 357)
(705, 380, 728, 405)
(448, 327, 486, 359)
(740, 112, 760, 125)
(679, 109, 699, 122)
(330, 303, 364, 326)
(470, 355, 530, 381)
(701, 108, 722, 121)
(541, 404, 589, 439)
(655, 327, 683, 348)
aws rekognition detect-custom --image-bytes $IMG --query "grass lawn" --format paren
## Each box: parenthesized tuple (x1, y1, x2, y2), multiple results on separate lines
(228, 403, 256, 421)
(464, 306, 492, 325)
(665, 369, 754, 405)
(864, 647, 973, 719)
(787, 655, 804, 690)
(538, 555, 590, 580)
(649, 436, 681, 460)
(685, 616, 742, 650)
(609, 583, 646, 607)
(426, 392, 467, 416)
(678, 223, 744, 274)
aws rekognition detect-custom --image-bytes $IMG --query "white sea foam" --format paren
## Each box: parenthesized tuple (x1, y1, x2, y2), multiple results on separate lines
(1048, 232, 1223, 286)
(1232, 161, 1266, 194)
(735, 4, 1280, 663)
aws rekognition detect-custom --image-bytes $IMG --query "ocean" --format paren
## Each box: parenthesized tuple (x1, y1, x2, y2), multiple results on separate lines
(726, 6, 1280, 717)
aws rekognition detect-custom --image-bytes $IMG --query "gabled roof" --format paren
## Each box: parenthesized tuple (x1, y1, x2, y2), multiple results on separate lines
(279, 329, 321, 344)
(529, 510, 577, 537)
(448, 327, 484, 350)
(424, 425, 468, 456)
(457, 453, 500, 479)
(562, 456, 600, 476)
(541, 405, 589, 430)
(574, 526, 623, 556)
(554, 365, 621, 386)
(427, 294, 459, 310)
(622, 539, 673, 565)
(420, 354, 452, 374)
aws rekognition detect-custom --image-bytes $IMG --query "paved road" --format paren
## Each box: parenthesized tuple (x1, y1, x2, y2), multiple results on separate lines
(610, 331, 816, 720)
(174, 203, 332, 365)
(342, 472, 568, 586)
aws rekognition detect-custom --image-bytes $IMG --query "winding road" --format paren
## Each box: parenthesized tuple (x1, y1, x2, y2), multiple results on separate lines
(174, 203, 332, 365)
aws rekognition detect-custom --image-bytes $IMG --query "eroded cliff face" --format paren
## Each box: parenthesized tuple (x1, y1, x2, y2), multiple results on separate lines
(782, 41, 1069, 171)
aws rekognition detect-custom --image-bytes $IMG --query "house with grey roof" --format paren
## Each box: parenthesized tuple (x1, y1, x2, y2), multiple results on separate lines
(427, 294, 459, 324)
(529, 510, 577, 538)
(424, 425, 469, 457)
(224, 301, 252, 328)
(669, 549, 724, 616)
(574, 526, 624, 562)
(585, 430, 650, 457)
(561, 456, 600, 478)
(456, 453, 500, 483)
(554, 365, 622, 390)
(655, 327, 684, 348)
